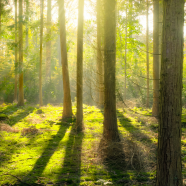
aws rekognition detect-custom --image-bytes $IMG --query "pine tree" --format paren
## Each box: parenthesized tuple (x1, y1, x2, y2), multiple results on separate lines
(58, 0, 73, 119)
(17, 0, 24, 106)
(156, 0, 184, 185)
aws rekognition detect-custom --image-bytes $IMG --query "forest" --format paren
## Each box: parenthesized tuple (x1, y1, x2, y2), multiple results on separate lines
(0, 0, 185, 185)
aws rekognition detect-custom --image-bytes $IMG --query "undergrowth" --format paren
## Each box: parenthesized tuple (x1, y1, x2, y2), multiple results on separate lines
(0, 103, 186, 185)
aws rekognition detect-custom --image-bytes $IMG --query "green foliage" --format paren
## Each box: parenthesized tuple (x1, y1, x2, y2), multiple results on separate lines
(0, 0, 155, 107)
(116, 0, 154, 106)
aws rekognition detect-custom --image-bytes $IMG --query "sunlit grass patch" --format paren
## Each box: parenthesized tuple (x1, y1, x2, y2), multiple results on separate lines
(0, 104, 178, 185)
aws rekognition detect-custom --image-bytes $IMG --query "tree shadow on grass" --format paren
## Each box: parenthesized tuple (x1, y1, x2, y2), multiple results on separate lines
(0, 135, 20, 168)
(0, 104, 19, 115)
(97, 140, 131, 185)
(115, 110, 156, 184)
(57, 128, 84, 185)
(24, 121, 71, 185)
(95, 110, 156, 185)
(92, 109, 130, 185)
(116, 110, 155, 146)
(0, 107, 35, 171)
(0, 105, 35, 127)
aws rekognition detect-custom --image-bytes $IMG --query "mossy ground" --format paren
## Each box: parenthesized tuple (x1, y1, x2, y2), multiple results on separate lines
(0, 103, 186, 185)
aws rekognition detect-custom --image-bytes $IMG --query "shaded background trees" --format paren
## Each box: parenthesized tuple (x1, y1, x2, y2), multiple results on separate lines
(0, 0, 185, 114)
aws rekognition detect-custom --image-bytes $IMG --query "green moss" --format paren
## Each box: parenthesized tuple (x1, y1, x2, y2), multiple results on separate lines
(0, 104, 176, 185)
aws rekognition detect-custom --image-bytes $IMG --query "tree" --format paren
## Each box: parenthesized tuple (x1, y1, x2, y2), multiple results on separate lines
(25, 0, 29, 50)
(102, 0, 120, 142)
(124, 5, 127, 101)
(0, 0, 1, 38)
(156, 0, 184, 185)
(46, 0, 51, 81)
(17, 0, 24, 106)
(58, 0, 73, 119)
(146, 0, 149, 108)
(14, 0, 18, 102)
(96, 0, 104, 107)
(152, 0, 159, 117)
(76, 0, 84, 132)
(39, 0, 43, 106)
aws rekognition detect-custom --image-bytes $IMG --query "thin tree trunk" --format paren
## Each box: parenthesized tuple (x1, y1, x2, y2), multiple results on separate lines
(159, 1, 163, 74)
(25, 0, 28, 49)
(58, 0, 73, 119)
(103, 0, 120, 142)
(96, 0, 104, 107)
(0, 0, 1, 39)
(152, 0, 159, 117)
(18, 0, 24, 106)
(76, 0, 84, 132)
(124, 6, 127, 101)
(39, 0, 43, 106)
(46, 0, 51, 81)
(156, 0, 184, 185)
(14, 0, 18, 102)
(146, 0, 149, 108)
(128, 0, 132, 37)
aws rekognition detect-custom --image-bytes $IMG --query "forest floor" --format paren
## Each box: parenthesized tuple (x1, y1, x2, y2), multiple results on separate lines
(0, 103, 186, 186)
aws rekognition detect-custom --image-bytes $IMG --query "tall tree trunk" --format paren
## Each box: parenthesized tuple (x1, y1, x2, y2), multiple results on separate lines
(18, 0, 24, 106)
(25, 0, 28, 49)
(14, 0, 18, 102)
(76, 0, 84, 132)
(152, 0, 159, 117)
(103, 0, 120, 142)
(124, 6, 127, 101)
(39, 0, 43, 106)
(46, 0, 51, 81)
(156, 0, 184, 185)
(159, 1, 163, 74)
(146, 0, 149, 108)
(58, 0, 73, 119)
(0, 0, 1, 39)
(96, 0, 104, 107)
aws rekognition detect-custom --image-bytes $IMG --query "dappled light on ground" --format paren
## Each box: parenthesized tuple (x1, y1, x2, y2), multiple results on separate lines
(2, 104, 185, 185)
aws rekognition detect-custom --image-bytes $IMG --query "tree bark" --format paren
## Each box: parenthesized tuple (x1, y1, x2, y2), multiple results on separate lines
(103, 0, 120, 142)
(0, 0, 1, 39)
(58, 0, 73, 119)
(159, 1, 163, 74)
(156, 0, 184, 185)
(14, 0, 18, 102)
(96, 0, 104, 108)
(46, 0, 51, 81)
(18, 0, 24, 106)
(152, 0, 159, 117)
(146, 0, 149, 108)
(76, 0, 84, 132)
(124, 6, 127, 101)
(39, 0, 43, 106)
(25, 0, 29, 49)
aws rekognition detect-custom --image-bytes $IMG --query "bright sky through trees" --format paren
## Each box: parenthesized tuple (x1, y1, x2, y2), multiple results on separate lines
(7, 0, 186, 35)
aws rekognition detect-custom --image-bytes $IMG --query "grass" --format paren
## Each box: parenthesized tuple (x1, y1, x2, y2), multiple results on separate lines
(0, 103, 185, 185)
